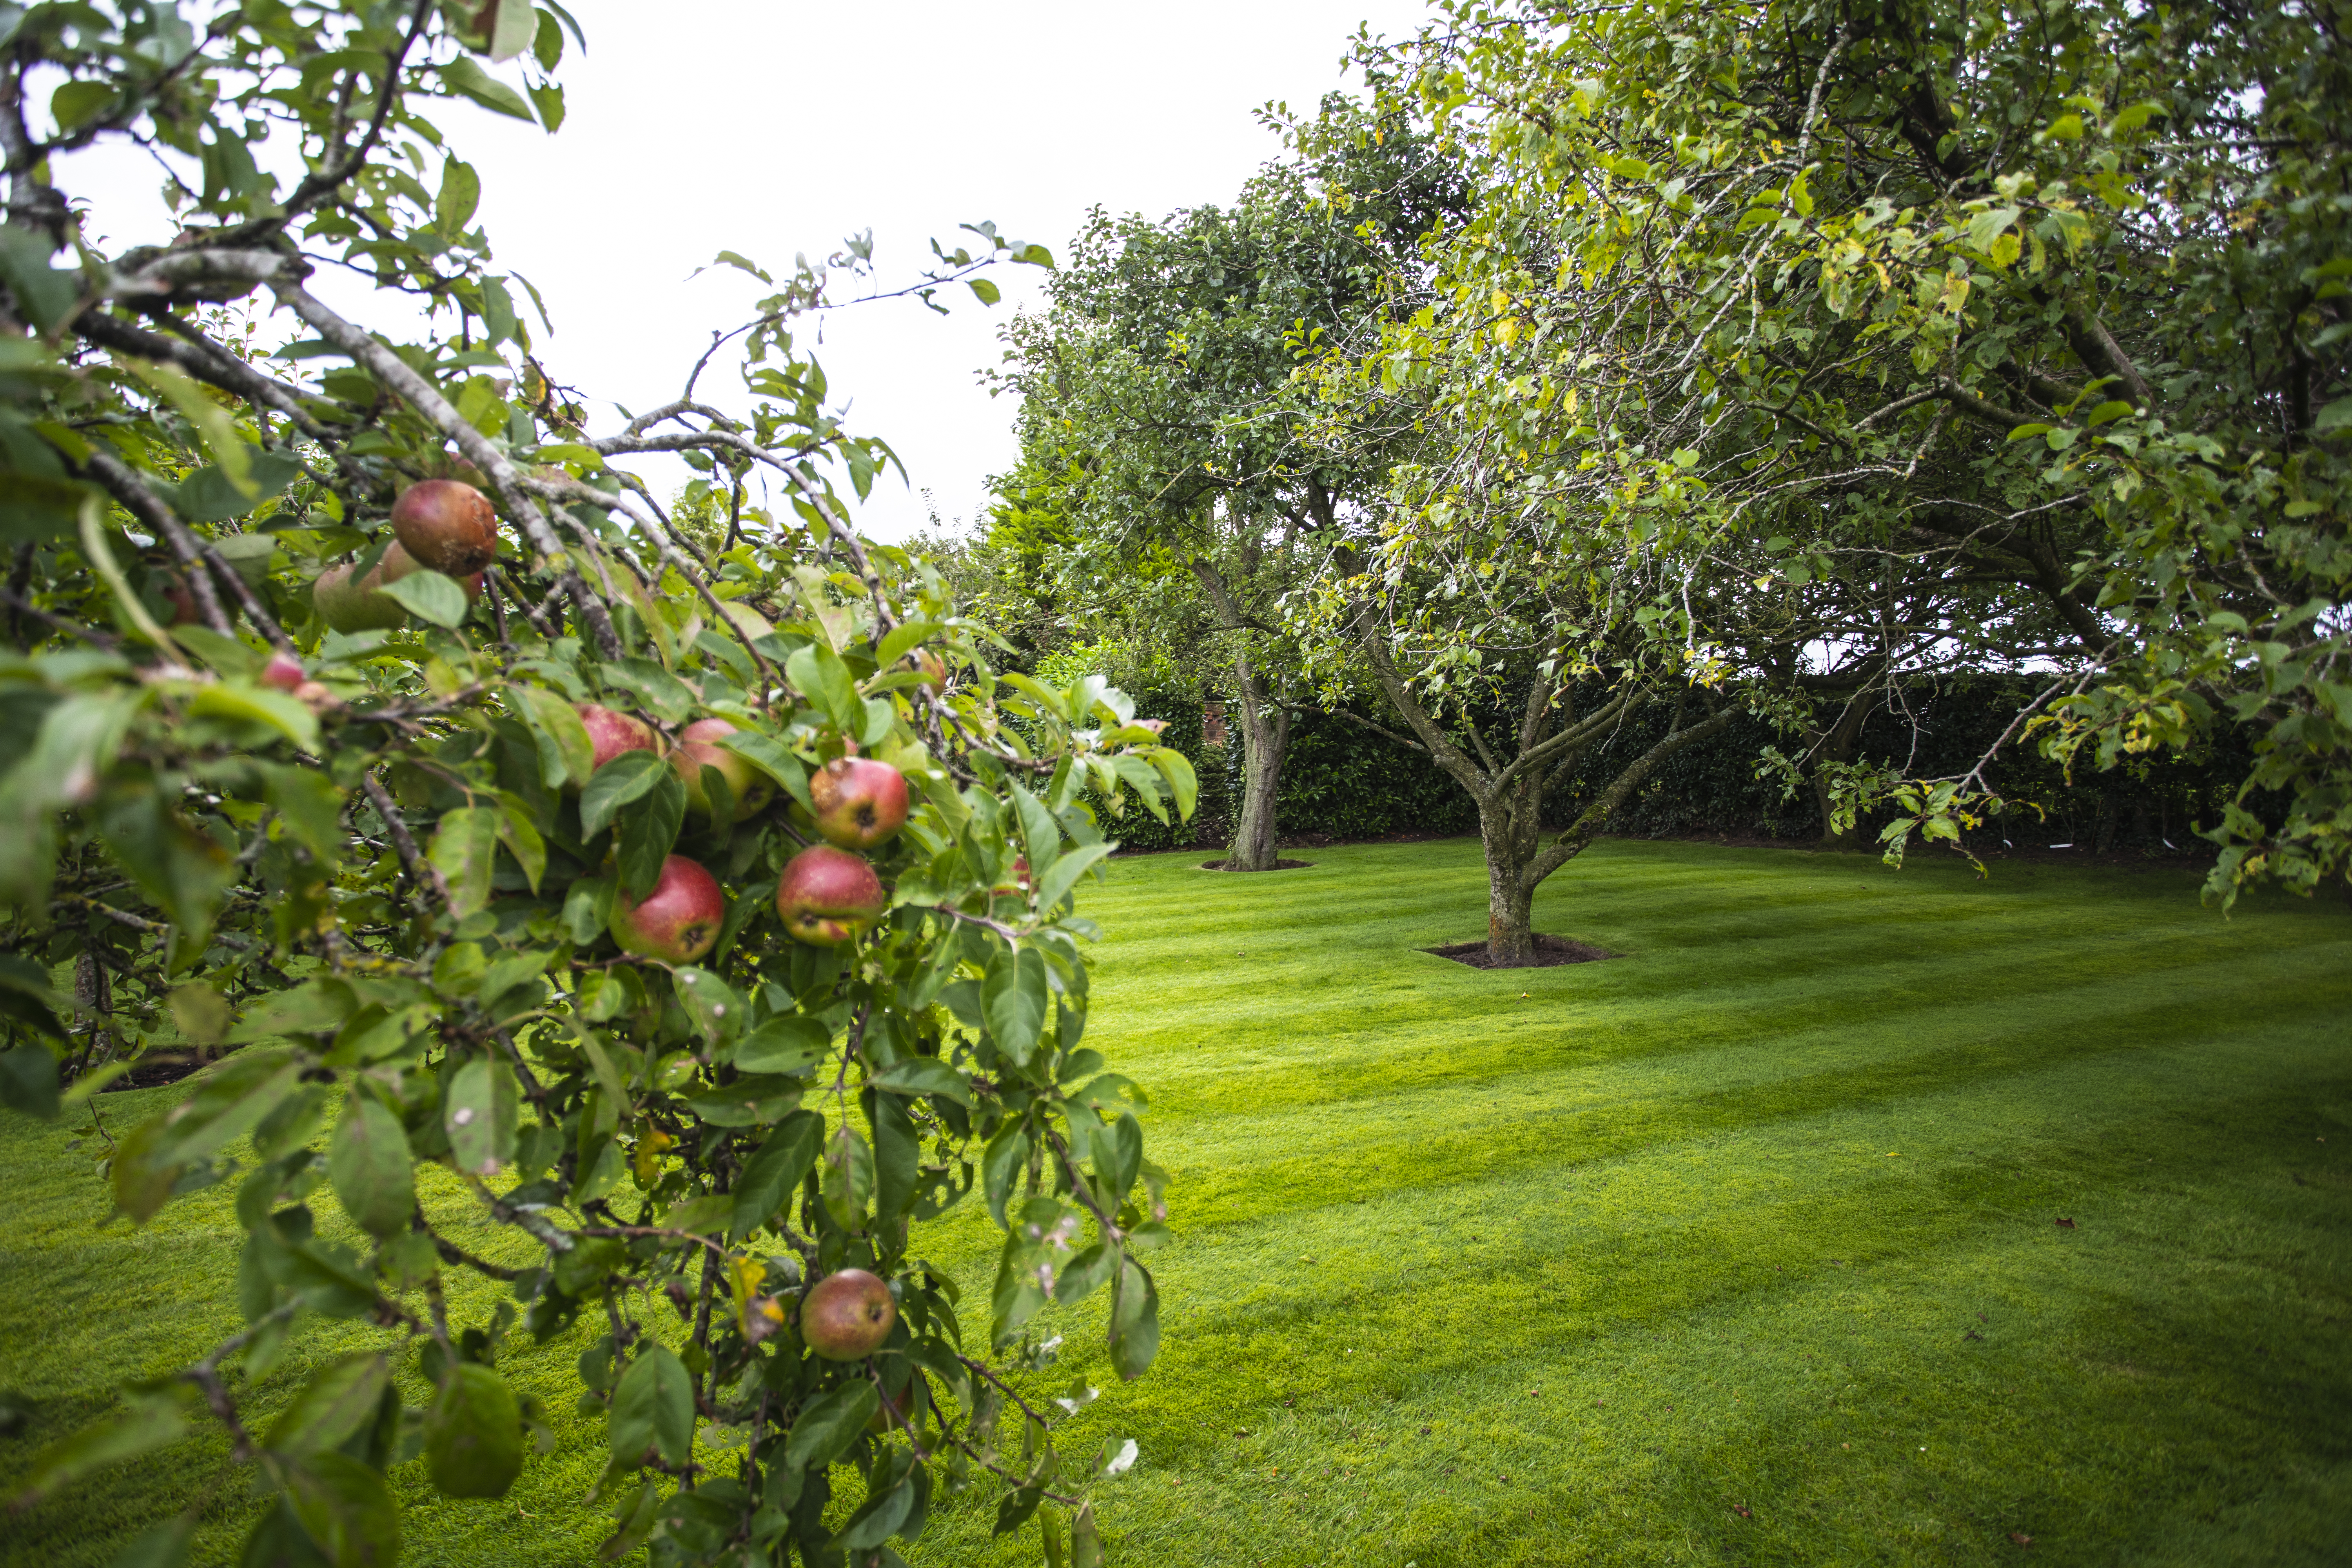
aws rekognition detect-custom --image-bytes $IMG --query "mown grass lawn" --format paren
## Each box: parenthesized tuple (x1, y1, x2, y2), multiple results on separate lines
(4, 837, 2348, 1567)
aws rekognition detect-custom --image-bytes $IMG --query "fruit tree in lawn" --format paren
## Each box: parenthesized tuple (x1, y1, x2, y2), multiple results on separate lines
(0, 5, 1195, 1566)
(1327, 0, 2352, 906)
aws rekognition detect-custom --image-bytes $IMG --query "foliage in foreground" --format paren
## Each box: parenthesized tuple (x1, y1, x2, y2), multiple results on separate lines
(0, 4, 1194, 1565)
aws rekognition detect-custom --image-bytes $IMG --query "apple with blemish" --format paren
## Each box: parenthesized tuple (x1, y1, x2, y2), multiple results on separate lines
(808, 757, 908, 849)
(390, 478, 500, 574)
(802, 1268, 895, 1361)
(669, 718, 775, 822)
(608, 854, 724, 963)
(775, 844, 885, 947)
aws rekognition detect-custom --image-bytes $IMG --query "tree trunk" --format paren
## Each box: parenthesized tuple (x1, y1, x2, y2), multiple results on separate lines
(1484, 843, 1539, 965)
(1190, 554, 1293, 872)
(1220, 651, 1290, 871)
(1478, 770, 1547, 965)
(1812, 690, 1875, 850)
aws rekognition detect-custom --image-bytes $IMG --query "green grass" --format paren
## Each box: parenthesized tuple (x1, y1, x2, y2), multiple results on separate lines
(4, 838, 2349, 1566)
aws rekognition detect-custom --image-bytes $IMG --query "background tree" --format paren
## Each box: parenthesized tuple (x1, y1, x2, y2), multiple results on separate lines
(1352, 0, 2352, 901)
(990, 135, 1457, 870)
(0, 6, 1195, 1566)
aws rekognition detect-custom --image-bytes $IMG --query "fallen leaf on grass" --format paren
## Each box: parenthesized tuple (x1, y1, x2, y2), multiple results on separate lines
(1731, 1504, 1753, 1519)
(2055, 1218, 2076, 1229)
(2010, 1532, 2034, 1547)
(1964, 1330, 1984, 1342)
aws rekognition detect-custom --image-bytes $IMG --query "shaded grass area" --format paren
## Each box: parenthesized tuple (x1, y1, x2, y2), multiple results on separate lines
(3, 838, 2348, 1566)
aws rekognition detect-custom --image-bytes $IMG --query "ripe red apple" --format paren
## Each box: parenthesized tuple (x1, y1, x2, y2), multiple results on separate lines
(802, 1268, 895, 1361)
(775, 844, 885, 947)
(609, 855, 724, 963)
(258, 652, 305, 691)
(576, 703, 658, 775)
(669, 718, 775, 822)
(808, 757, 909, 849)
(391, 478, 500, 574)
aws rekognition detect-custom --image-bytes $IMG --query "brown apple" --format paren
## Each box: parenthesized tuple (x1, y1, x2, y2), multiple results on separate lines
(808, 757, 909, 850)
(161, 572, 202, 626)
(802, 1268, 895, 1361)
(576, 703, 659, 774)
(608, 855, 724, 963)
(391, 478, 500, 574)
(775, 844, 885, 947)
(669, 718, 775, 822)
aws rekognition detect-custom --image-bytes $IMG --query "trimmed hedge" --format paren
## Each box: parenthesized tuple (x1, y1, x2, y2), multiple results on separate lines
(1093, 677, 2254, 858)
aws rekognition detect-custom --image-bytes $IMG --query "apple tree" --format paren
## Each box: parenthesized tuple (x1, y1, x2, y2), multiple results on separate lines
(0, 4, 1195, 1565)
(1336, 0, 2352, 902)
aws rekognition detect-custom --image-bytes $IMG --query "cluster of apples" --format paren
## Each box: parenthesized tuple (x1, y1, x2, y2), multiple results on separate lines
(583, 701, 912, 965)
(312, 479, 499, 633)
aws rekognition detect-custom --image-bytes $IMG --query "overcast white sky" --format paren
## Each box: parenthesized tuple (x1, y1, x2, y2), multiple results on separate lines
(51, 2, 1430, 539)
(401, 0, 1431, 540)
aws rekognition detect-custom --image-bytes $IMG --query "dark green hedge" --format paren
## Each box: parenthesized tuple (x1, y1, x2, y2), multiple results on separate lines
(1094, 677, 2256, 858)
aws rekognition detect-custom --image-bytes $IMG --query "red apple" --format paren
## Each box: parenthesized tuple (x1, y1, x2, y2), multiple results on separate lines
(992, 855, 1031, 898)
(669, 718, 775, 822)
(258, 652, 305, 691)
(609, 855, 724, 963)
(391, 479, 500, 575)
(802, 1268, 895, 1361)
(808, 757, 909, 849)
(775, 844, 885, 947)
(576, 703, 658, 775)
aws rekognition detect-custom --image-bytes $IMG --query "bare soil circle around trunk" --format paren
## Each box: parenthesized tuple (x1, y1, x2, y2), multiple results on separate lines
(1196, 859, 1316, 872)
(1425, 934, 1618, 969)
